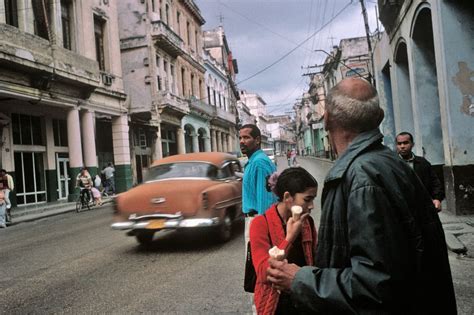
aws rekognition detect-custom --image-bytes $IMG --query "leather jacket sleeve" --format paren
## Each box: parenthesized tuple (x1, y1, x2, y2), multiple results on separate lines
(429, 166, 445, 201)
(291, 185, 412, 313)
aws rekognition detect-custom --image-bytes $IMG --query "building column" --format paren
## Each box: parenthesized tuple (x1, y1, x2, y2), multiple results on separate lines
(112, 115, 133, 193)
(216, 131, 222, 152)
(45, 117, 58, 202)
(177, 127, 186, 154)
(81, 110, 98, 176)
(153, 125, 163, 160)
(192, 132, 199, 152)
(204, 135, 211, 152)
(67, 108, 83, 201)
(211, 129, 217, 152)
(227, 133, 233, 153)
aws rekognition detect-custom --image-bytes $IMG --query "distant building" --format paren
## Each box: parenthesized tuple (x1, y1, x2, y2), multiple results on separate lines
(202, 26, 240, 153)
(239, 90, 272, 148)
(0, 0, 132, 206)
(266, 115, 295, 155)
(118, 0, 207, 183)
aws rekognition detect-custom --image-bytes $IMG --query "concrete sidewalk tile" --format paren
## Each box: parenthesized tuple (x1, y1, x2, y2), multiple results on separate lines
(444, 232, 467, 254)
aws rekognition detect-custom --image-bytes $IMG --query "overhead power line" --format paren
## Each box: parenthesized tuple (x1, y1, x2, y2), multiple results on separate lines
(236, 1, 353, 85)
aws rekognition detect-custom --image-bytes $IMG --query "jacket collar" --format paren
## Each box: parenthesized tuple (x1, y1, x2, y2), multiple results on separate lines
(325, 129, 383, 183)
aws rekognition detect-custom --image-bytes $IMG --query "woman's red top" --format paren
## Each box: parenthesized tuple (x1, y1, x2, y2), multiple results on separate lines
(249, 204, 317, 315)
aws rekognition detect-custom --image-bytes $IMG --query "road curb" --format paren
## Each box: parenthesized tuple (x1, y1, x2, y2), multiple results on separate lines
(8, 198, 113, 226)
(444, 232, 467, 254)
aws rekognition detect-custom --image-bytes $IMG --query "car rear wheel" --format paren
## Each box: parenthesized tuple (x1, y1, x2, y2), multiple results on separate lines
(136, 231, 155, 245)
(217, 212, 232, 242)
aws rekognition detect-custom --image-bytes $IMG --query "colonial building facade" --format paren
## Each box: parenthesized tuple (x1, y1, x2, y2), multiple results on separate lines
(203, 26, 240, 154)
(118, 0, 207, 183)
(0, 0, 132, 207)
(119, 1, 239, 184)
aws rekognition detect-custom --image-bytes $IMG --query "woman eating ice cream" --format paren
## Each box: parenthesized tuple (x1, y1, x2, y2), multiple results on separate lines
(249, 167, 318, 314)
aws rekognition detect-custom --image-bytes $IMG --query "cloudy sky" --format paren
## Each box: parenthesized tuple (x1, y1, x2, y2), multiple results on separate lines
(195, 0, 380, 115)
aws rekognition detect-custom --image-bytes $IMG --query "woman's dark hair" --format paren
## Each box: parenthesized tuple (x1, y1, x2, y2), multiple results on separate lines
(273, 167, 318, 201)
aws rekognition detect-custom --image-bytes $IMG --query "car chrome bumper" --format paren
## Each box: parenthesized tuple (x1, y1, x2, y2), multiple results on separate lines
(111, 214, 221, 231)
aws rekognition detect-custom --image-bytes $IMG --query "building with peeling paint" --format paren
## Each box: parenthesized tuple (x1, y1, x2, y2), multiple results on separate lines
(374, 0, 473, 214)
(118, 1, 239, 184)
(0, 0, 132, 207)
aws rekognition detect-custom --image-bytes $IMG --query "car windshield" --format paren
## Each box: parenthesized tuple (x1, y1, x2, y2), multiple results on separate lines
(145, 162, 218, 181)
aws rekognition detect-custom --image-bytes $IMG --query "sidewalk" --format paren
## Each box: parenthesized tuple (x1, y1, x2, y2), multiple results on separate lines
(8, 197, 114, 225)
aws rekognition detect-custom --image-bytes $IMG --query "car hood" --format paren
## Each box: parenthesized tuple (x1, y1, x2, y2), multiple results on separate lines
(115, 179, 219, 217)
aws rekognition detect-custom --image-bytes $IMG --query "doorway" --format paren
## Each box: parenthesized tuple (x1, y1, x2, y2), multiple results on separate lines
(56, 153, 70, 200)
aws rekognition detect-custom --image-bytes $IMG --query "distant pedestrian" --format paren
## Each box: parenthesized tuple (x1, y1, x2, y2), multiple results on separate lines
(0, 191, 7, 228)
(91, 187, 103, 206)
(290, 149, 297, 166)
(76, 168, 93, 203)
(101, 163, 115, 195)
(0, 169, 14, 224)
(286, 149, 291, 167)
(94, 174, 102, 189)
(396, 131, 445, 211)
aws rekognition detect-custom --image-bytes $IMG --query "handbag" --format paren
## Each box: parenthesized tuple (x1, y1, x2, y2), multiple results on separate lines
(244, 214, 270, 293)
(244, 241, 256, 293)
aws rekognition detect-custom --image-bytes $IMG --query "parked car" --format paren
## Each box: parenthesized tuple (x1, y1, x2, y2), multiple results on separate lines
(111, 152, 243, 245)
(262, 148, 277, 166)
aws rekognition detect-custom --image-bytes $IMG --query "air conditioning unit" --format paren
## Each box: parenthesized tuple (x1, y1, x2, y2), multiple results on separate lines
(101, 73, 114, 86)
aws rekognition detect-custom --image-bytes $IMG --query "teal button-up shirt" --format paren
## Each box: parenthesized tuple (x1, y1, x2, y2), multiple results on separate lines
(242, 149, 277, 215)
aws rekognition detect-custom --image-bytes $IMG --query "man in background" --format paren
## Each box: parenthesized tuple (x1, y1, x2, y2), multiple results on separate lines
(396, 131, 445, 211)
(101, 163, 115, 195)
(0, 169, 14, 224)
(239, 124, 277, 242)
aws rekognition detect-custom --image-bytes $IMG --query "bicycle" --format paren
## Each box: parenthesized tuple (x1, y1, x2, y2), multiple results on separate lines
(75, 187, 94, 212)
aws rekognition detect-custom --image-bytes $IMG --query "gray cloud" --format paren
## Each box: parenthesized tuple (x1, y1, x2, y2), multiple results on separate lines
(196, 0, 379, 114)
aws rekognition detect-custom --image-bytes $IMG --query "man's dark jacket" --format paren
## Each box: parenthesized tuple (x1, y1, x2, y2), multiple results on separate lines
(412, 155, 445, 201)
(291, 129, 456, 314)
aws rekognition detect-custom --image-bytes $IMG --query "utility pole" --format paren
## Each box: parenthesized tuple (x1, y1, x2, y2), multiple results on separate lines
(359, 0, 376, 86)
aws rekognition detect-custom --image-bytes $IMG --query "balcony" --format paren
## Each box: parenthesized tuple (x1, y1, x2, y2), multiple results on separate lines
(0, 24, 100, 89)
(151, 21, 185, 57)
(215, 107, 237, 125)
(157, 91, 189, 116)
(189, 96, 216, 118)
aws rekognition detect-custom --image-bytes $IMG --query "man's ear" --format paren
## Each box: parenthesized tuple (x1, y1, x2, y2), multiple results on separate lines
(256, 136, 261, 146)
(323, 111, 329, 131)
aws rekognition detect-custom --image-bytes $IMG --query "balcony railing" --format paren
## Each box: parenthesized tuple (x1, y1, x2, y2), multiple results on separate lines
(158, 91, 189, 114)
(151, 21, 185, 57)
(189, 96, 216, 117)
(0, 23, 100, 87)
(188, 96, 236, 125)
(216, 107, 236, 124)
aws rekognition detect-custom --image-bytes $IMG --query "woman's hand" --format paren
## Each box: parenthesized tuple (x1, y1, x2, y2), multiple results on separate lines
(285, 213, 309, 244)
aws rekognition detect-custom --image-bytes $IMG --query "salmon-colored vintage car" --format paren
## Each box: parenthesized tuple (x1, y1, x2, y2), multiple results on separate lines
(111, 152, 243, 245)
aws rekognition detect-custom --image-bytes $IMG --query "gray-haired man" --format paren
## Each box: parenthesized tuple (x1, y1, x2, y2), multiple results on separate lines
(267, 78, 456, 314)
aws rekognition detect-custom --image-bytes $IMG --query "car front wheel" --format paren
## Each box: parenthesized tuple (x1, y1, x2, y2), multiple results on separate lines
(217, 212, 232, 242)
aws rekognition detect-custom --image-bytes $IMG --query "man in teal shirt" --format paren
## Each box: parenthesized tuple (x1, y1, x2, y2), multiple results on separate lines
(239, 124, 277, 245)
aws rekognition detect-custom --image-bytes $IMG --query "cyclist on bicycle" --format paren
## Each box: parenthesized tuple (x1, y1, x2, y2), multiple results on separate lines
(76, 167, 93, 205)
